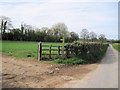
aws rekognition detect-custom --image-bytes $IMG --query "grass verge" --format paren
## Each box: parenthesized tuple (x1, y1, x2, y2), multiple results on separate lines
(112, 43, 120, 52)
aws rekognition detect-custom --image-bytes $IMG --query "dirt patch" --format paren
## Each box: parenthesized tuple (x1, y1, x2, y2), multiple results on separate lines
(2, 54, 98, 88)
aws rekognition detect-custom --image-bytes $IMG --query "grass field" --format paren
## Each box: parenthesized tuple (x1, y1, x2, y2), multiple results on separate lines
(112, 43, 120, 52)
(1, 40, 63, 59)
(1, 40, 108, 65)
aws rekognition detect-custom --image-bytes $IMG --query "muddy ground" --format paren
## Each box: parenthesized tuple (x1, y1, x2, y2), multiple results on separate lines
(2, 54, 98, 88)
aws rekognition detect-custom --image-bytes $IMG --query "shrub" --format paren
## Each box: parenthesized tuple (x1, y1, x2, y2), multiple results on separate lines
(65, 42, 108, 57)
(57, 42, 109, 64)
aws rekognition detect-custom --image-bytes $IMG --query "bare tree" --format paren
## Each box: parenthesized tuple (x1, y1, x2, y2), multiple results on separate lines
(80, 29, 89, 40)
(89, 32, 97, 42)
(0, 16, 13, 35)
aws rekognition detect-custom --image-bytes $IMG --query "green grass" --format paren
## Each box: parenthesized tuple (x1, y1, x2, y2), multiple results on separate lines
(1, 40, 63, 59)
(112, 43, 120, 52)
(56, 57, 86, 65)
(1, 40, 108, 65)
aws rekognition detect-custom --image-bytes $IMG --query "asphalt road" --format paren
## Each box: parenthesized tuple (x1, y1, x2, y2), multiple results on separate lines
(58, 44, 118, 88)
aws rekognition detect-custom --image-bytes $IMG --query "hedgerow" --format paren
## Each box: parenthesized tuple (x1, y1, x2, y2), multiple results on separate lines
(56, 42, 109, 64)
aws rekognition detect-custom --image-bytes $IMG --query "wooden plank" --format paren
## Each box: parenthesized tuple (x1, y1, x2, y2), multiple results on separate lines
(42, 49, 49, 51)
(42, 45, 62, 47)
(42, 49, 70, 51)
(42, 49, 58, 51)
(52, 45, 62, 47)
(42, 53, 73, 56)
(42, 45, 49, 47)
(42, 54, 74, 55)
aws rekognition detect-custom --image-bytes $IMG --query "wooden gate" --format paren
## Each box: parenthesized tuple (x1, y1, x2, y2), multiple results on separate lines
(38, 42, 63, 61)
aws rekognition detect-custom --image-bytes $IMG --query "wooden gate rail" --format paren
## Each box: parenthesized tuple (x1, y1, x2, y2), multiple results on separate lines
(42, 45, 62, 47)
(38, 42, 66, 61)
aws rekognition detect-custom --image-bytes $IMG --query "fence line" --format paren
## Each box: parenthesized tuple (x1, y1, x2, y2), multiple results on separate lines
(38, 42, 106, 61)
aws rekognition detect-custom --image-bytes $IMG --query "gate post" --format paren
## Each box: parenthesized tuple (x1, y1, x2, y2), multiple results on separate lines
(58, 46, 60, 55)
(38, 42, 42, 61)
(49, 45, 52, 59)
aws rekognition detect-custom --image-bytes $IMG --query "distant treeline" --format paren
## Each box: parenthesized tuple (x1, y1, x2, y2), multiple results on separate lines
(1, 16, 118, 43)
(107, 40, 120, 43)
(0, 16, 79, 42)
(2, 25, 79, 42)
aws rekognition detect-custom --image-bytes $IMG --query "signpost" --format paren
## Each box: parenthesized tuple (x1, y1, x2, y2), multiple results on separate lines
(60, 37, 65, 55)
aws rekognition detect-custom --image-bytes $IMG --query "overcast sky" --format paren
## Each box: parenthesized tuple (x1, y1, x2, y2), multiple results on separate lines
(0, 0, 118, 39)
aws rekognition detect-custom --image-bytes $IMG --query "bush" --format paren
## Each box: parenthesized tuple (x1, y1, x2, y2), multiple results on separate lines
(56, 42, 109, 65)
(65, 42, 108, 57)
